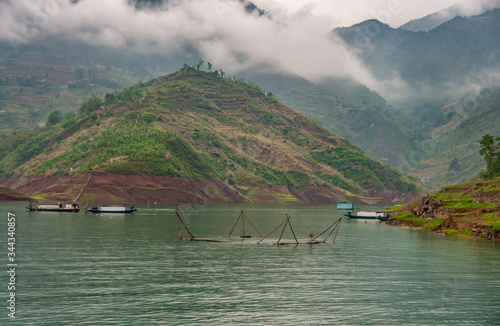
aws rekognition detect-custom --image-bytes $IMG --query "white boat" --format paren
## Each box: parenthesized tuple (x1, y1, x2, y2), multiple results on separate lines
(27, 201, 80, 212)
(87, 205, 137, 214)
(344, 211, 390, 220)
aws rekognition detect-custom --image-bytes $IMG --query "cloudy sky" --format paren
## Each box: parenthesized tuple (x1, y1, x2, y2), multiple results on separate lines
(252, 0, 498, 27)
(1, 0, 498, 101)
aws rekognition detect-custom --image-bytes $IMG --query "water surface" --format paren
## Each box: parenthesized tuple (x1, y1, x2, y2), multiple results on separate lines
(1, 202, 499, 325)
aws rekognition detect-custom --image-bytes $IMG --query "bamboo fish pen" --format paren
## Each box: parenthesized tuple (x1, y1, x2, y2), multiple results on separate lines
(175, 209, 342, 245)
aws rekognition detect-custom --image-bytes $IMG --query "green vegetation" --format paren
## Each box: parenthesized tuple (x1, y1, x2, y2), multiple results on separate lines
(79, 97, 103, 115)
(489, 221, 500, 232)
(390, 211, 426, 226)
(388, 178, 500, 239)
(389, 212, 443, 228)
(47, 110, 63, 126)
(0, 67, 419, 201)
(0, 51, 136, 131)
(311, 145, 417, 191)
(479, 134, 500, 178)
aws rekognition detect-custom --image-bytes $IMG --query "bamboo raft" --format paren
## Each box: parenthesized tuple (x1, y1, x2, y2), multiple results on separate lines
(175, 209, 342, 245)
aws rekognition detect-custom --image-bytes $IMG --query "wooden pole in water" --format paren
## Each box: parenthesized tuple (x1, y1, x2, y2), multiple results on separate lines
(241, 210, 245, 237)
(257, 218, 288, 244)
(332, 217, 342, 243)
(311, 218, 342, 243)
(277, 215, 290, 245)
(321, 222, 338, 243)
(242, 211, 263, 238)
(176, 209, 195, 240)
(286, 214, 299, 244)
(227, 211, 242, 237)
(312, 218, 338, 241)
(176, 211, 183, 240)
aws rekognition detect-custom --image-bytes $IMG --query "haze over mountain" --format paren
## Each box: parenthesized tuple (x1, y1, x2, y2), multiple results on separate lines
(400, 1, 500, 31)
(335, 9, 500, 107)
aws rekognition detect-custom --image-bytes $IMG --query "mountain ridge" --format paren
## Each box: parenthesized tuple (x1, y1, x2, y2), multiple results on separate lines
(335, 9, 500, 98)
(0, 67, 419, 203)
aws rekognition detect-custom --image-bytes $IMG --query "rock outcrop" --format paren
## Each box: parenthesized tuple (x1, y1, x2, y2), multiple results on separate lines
(472, 192, 500, 204)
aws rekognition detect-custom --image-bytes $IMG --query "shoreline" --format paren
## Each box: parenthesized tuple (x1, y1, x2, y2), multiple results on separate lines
(384, 178, 500, 242)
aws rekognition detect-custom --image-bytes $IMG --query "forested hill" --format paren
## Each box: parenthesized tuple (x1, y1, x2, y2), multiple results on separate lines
(0, 67, 418, 203)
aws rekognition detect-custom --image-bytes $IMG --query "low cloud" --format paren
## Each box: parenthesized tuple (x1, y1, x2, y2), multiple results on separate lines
(0, 0, 378, 86)
(1, 0, 498, 106)
(456, 0, 500, 16)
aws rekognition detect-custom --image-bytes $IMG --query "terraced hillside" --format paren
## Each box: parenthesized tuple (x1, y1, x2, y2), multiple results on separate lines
(0, 67, 419, 203)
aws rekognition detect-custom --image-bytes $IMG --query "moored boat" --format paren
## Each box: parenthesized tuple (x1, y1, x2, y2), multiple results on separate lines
(27, 201, 80, 212)
(87, 205, 137, 214)
(345, 210, 390, 221)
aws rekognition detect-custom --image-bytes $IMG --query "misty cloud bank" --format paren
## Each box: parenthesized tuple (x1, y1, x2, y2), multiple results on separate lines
(1, 1, 362, 73)
(1, 0, 499, 105)
(0, 0, 385, 94)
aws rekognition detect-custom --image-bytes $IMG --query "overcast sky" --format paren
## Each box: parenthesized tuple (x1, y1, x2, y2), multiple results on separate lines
(1, 0, 498, 102)
(252, 0, 499, 27)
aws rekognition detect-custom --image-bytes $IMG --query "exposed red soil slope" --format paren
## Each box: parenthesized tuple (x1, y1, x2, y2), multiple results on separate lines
(0, 173, 340, 204)
(1, 173, 418, 205)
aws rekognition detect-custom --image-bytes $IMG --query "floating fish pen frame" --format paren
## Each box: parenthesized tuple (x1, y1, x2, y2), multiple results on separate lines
(256, 214, 342, 245)
(226, 210, 263, 238)
(175, 209, 342, 245)
(175, 210, 229, 242)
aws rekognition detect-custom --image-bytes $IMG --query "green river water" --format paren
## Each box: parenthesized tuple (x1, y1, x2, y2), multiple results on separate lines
(1, 202, 499, 325)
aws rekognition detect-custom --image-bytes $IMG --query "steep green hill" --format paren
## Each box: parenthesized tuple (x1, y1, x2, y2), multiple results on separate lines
(0, 68, 418, 203)
(244, 71, 419, 172)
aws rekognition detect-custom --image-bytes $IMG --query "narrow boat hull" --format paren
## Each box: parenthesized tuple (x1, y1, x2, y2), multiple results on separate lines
(87, 209, 137, 214)
(345, 213, 378, 219)
(27, 208, 80, 212)
(344, 211, 390, 221)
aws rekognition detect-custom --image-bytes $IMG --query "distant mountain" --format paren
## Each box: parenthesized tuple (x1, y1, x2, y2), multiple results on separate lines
(412, 87, 500, 188)
(400, 4, 466, 32)
(0, 185, 32, 201)
(0, 42, 138, 131)
(131, 0, 267, 15)
(2, 3, 497, 194)
(243, 71, 419, 172)
(0, 68, 418, 203)
(331, 9, 500, 188)
(335, 9, 500, 106)
(400, 3, 500, 32)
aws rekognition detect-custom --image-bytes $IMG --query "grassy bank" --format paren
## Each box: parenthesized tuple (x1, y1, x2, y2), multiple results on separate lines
(385, 178, 500, 240)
